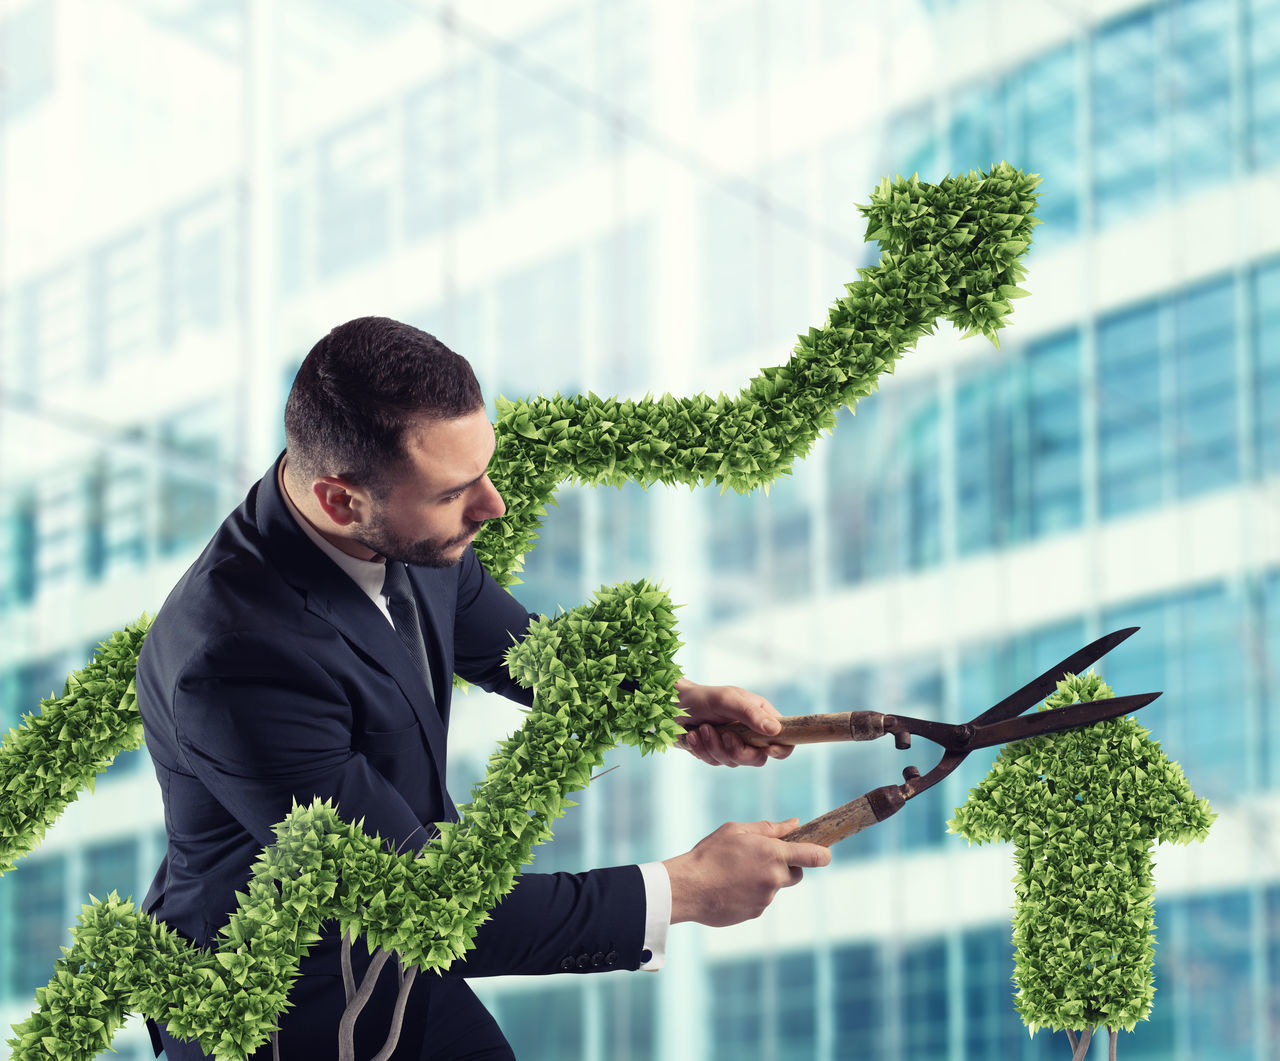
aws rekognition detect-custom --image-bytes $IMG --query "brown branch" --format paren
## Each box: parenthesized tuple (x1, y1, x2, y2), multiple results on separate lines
(370, 956, 419, 1061)
(1109, 1027, 1117, 1060)
(1066, 1029, 1078, 1051)
(337, 946, 393, 1061)
(271, 1030, 280, 1061)
(1071, 1027, 1093, 1061)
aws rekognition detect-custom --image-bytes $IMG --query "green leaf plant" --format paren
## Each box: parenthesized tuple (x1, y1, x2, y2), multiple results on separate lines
(476, 164, 1040, 593)
(3, 163, 1042, 1058)
(7, 584, 681, 1060)
(949, 672, 1215, 1061)
(0, 622, 150, 877)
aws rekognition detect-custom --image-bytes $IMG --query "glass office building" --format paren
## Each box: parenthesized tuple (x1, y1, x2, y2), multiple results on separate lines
(1, 0, 1277, 1057)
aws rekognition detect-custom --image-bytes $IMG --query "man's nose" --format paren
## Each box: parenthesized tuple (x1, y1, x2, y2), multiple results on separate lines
(471, 476, 506, 521)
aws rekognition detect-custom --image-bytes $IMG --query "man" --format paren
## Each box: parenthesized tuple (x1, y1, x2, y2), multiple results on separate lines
(137, 317, 830, 1059)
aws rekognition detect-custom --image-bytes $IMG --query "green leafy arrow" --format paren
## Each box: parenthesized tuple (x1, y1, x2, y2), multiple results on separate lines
(3, 163, 1040, 1059)
(949, 671, 1215, 1043)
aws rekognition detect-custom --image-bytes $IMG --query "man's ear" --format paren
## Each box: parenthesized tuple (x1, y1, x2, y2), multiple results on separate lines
(311, 477, 369, 527)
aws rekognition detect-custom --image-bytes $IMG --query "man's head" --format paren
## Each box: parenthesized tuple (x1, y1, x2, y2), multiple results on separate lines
(283, 317, 505, 567)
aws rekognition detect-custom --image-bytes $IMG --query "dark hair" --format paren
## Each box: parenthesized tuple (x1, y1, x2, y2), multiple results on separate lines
(284, 317, 484, 490)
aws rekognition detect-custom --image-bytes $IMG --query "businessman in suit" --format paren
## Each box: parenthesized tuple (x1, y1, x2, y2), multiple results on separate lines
(137, 317, 830, 1059)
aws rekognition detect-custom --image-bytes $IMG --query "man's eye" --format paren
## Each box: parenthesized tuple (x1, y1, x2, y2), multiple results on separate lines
(442, 491, 464, 503)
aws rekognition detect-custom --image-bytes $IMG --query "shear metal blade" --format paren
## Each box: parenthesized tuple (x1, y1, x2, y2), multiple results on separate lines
(970, 627, 1141, 727)
(969, 691, 1161, 750)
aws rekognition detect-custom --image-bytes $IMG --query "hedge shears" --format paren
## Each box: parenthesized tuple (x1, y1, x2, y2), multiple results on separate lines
(681, 627, 1160, 846)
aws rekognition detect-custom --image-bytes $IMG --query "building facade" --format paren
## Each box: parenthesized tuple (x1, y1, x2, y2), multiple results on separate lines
(1, 0, 1277, 1058)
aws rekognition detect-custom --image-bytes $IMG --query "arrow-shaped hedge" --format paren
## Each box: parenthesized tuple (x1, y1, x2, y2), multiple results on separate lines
(476, 162, 1040, 587)
(8, 581, 684, 1059)
(2, 163, 1039, 1059)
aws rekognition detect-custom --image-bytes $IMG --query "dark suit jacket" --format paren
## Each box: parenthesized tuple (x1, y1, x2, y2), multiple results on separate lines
(137, 455, 645, 1058)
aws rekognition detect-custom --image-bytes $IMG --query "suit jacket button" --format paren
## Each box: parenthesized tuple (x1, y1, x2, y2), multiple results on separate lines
(576, 954, 591, 969)
(606, 950, 619, 966)
(559, 957, 575, 971)
(592, 951, 606, 967)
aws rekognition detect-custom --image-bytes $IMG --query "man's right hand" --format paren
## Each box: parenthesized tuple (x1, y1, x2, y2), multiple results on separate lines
(662, 819, 832, 928)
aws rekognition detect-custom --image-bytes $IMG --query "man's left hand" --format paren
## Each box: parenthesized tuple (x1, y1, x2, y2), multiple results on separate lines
(675, 678, 795, 768)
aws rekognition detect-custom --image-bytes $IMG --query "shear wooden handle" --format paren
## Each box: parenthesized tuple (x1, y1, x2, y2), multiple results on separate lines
(783, 784, 907, 847)
(677, 711, 888, 750)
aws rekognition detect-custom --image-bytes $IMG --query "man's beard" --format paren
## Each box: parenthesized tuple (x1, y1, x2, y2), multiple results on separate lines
(356, 515, 483, 568)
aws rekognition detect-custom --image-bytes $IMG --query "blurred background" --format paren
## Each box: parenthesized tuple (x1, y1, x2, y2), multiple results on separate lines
(1, 0, 1277, 1057)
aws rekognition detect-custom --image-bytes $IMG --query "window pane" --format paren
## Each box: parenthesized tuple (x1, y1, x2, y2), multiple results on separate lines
(161, 195, 231, 345)
(158, 401, 230, 558)
(1252, 258, 1280, 476)
(601, 974, 656, 1061)
(85, 452, 148, 580)
(1172, 584, 1247, 803)
(496, 249, 582, 397)
(1173, 276, 1238, 496)
(16, 267, 83, 390)
(404, 63, 486, 238)
(949, 83, 1002, 174)
(0, 655, 67, 732)
(776, 951, 818, 1061)
(1026, 330, 1083, 536)
(883, 103, 937, 182)
(0, 489, 39, 608)
(1263, 571, 1280, 789)
(1183, 892, 1256, 1061)
(710, 959, 765, 1060)
(827, 402, 901, 585)
(594, 222, 653, 395)
(904, 394, 942, 570)
(701, 188, 761, 362)
(900, 939, 948, 1055)
(706, 487, 761, 621)
(1016, 43, 1080, 243)
(1248, 0, 1280, 168)
(1092, 10, 1165, 225)
(962, 926, 1022, 1058)
(278, 150, 307, 295)
(82, 838, 140, 904)
(765, 474, 813, 602)
(955, 371, 1015, 555)
(1097, 301, 1164, 518)
(0, 0, 55, 117)
(834, 943, 888, 1060)
(89, 229, 155, 376)
(316, 109, 393, 277)
(36, 469, 87, 594)
(510, 490, 583, 633)
(495, 984, 584, 1060)
(6, 856, 68, 999)
(496, 15, 582, 200)
(1169, 0, 1234, 193)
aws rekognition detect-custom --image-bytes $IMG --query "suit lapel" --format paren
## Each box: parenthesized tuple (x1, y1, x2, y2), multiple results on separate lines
(253, 457, 452, 805)
(302, 588, 450, 767)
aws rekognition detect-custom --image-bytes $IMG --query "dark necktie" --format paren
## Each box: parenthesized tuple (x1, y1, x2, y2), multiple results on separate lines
(381, 561, 436, 702)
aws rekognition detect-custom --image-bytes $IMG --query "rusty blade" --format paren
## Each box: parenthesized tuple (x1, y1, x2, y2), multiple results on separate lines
(970, 627, 1141, 727)
(967, 691, 1160, 750)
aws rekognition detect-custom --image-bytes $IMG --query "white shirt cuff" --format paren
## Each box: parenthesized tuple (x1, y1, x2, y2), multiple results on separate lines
(636, 861, 671, 971)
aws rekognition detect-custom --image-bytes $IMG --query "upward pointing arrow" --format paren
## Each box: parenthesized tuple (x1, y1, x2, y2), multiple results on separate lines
(949, 670, 1215, 1044)
(478, 163, 1041, 588)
